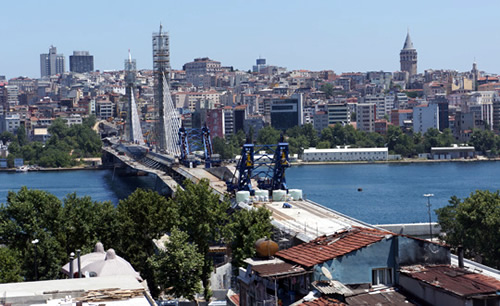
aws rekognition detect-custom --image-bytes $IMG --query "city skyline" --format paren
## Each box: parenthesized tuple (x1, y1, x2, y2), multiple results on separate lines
(2, 1, 500, 79)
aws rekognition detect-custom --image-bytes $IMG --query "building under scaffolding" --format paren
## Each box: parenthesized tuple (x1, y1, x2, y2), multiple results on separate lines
(152, 25, 181, 156)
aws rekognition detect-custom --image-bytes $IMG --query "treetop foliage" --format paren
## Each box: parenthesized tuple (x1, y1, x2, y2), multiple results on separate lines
(436, 190, 500, 269)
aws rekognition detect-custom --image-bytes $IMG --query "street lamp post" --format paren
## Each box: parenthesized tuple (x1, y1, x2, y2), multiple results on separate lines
(423, 194, 434, 240)
(31, 239, 39, 281)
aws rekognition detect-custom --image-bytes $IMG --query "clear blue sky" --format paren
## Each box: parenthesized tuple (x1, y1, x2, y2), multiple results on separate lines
(2, 0, 500, 79)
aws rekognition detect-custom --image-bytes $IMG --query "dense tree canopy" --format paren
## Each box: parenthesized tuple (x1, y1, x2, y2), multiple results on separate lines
(149, 227, 204, 300)
(0, 187, 66, 280)
(115, 188, 177, 296)
(436, 190, 500, 269)
(228, 206, 273, 268)
(6, 115, 102, 168)
(171, 179, 230, 299)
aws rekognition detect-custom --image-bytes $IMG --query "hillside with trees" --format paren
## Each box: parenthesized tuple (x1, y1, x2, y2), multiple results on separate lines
(2, 115, 102, 168)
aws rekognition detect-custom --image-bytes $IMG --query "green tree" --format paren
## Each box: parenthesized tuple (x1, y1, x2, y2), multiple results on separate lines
(213, 136, 236, 160)
(436, 190, 500, 269)
(228, 207, 273, 268)
(386, 125, 415, 156)
(62, 193, 118, 255)
(469, 129, 496, 155)
(0, 187, 66, 280)
(17, 124, 27, 147)
(437, 128, 455, 147)
(48, 118, 69, 139)
(0, 247, 23, 283)
(257, 126, 280, 146)
(116, 188, 177, 295)
(0, 131, 15, 144)
(172, 179, 230, 300)
(316, 140, 331, 149)
(149, 227, 203, 300)
(320, 83, 335, 99)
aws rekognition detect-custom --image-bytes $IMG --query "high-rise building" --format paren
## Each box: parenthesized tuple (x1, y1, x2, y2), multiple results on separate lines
(270, 94, 304, 131)
(252, 57, 268, 73)
(69, 51, 94, 73)
(400, 31, 417, 77)
(40, 46, 65, 77)
(327, 103, 350, 126)
(356, 103, 376, 132)
(413, 104, 439, 133)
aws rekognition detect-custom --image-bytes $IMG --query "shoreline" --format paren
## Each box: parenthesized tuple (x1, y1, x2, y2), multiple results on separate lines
(291, 157, 500, 166)
(0, 166, 104, 173)
(2, 157, 499, 172)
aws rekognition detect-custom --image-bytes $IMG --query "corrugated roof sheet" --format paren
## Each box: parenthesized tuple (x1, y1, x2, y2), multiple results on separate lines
(311, 281, 353, 296)
(299, 296, 346, 306)
(400, 265, 500, 297)
(251, 262, 306, 278)
(276, 227, 391, 267)
(346, 288, 416, 305)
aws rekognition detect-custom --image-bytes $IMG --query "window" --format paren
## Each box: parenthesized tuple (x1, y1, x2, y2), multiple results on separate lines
(372, 268, 393, 286)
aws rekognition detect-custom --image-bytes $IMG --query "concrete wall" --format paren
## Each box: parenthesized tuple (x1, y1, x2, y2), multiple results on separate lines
(377, 222, 441, 237)
(398, 236, 450, 266)
(314, 237, 396, 285)
(210, 262, 232, 290)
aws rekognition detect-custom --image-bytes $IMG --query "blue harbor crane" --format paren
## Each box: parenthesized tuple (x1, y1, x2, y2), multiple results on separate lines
(227, 135, 290, 195)
(178, 125, 220, 168)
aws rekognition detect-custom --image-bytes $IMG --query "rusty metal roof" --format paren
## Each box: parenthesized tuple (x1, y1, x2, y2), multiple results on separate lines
(346, 288, 417, 305)
(299, 296, 346, 306)
(400, 265, 500, 297)
(276, 227, 391, 267)
(251, 262, 306, 278)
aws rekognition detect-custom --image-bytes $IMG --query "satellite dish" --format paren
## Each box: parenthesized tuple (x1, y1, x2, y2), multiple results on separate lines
(321, 266, 333, 281)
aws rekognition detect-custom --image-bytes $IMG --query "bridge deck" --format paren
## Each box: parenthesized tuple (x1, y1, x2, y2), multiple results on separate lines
(175, 167, 228, 198)
(103, 146, 179, 192)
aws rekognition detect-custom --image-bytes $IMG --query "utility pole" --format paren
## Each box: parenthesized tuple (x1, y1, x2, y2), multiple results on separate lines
(31, 239, 39, 281)
(424, 194, 434, 240)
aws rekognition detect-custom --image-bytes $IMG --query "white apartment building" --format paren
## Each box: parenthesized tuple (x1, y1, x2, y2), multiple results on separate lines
(363, 94, 386, 119)
(302, 147, 388, 162)
(468, 91, 497, 130)
(5, 114, 21, 133)
(356, 103, 376, 132)
(327, 103, 350, 125)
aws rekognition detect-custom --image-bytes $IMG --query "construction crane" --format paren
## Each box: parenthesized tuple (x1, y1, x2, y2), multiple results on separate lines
(227, 135, 290, 195)
(178, 125, 220, 168)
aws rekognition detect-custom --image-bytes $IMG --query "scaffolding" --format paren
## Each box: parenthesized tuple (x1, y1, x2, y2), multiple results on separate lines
(152, 25, 180, 156)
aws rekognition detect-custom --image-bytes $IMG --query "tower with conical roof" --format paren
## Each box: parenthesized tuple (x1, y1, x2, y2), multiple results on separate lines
(400, 30, 417, 77)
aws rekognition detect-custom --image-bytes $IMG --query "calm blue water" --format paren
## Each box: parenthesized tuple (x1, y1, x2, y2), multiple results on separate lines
(0, 170, 156, 205)
(286, 161, 500, 224)
(1, 162, 500, 225)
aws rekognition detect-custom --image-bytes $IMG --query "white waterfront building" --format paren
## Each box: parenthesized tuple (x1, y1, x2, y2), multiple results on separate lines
(302, 147, 388, 162)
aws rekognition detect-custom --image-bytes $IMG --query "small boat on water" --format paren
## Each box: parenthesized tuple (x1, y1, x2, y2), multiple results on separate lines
(16, 165, 29, 172)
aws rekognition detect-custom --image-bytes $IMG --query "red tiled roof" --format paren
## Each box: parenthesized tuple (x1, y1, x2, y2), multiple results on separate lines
(400, 265, 500, 297)
(229, 293, 239, 305)
(276, 227, 391, 268)
(299, 296, 346, 306)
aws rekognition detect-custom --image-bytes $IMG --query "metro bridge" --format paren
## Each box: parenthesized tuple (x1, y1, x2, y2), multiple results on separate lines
(102, 69, 380, 245)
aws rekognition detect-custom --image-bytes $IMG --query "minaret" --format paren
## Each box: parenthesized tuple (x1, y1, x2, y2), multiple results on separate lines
(400, 30, 417, 77)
